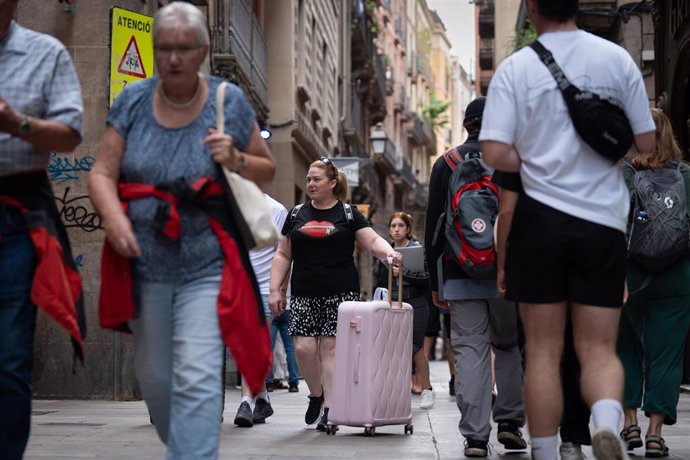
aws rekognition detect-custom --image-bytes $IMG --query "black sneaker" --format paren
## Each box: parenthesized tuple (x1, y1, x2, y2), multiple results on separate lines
(464, 438, 488, 457)
(234, 401, 253, 428)
(497, 421, 527, 450)
(288, 383, 299, 393)
(252, 397, 274, 424)
(265, 382, 274, 392)
(305, 393, 324, 425)
(449, 376, 456, 396)
(316, 407, 329, 432)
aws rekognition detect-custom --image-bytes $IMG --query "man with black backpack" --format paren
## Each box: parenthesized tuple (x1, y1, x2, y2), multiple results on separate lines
(425, 97, 525, 458)
(479, 1, 656, 459)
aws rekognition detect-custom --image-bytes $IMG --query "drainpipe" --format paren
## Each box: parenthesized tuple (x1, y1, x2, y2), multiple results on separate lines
(340, 0, 350, 143)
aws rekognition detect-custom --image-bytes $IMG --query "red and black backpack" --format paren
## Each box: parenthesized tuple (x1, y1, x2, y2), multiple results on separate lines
(442, 146, 500, 279)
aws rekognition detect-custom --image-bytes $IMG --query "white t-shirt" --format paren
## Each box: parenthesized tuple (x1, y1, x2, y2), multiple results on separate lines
(249, 194, 288, 295)
(479, 30, 655, 232)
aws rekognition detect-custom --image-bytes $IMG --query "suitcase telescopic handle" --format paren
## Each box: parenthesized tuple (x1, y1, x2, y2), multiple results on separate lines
(387, 261, 404, 308)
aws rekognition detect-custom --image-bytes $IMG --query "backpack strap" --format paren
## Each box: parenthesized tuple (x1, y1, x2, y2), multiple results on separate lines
(291, 202, 354, 225)
(343, 202, 354, 223)
(443, 147, 463, 171)
(290, 203, 304, 221)
(288, 203, 304, 232)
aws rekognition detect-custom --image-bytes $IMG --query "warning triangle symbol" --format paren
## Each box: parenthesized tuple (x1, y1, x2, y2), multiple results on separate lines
(118, 36, 147, 78)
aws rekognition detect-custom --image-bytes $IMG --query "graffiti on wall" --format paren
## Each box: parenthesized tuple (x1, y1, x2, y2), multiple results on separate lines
(74, 254, 84, 268)
(48, 153, 95, 184)
(55, 187, 102, 232)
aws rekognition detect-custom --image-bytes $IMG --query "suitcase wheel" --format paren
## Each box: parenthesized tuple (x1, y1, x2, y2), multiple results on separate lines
(325, 424, 338, 435)
(364, 426, 376, 437)
(404, 424, 413, 435)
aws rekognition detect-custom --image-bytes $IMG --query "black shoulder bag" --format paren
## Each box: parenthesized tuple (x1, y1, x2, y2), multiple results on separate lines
(530, 40, 634, 163)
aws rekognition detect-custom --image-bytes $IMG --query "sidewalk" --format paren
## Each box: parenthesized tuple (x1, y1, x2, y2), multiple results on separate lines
(25, 361, 690, 459)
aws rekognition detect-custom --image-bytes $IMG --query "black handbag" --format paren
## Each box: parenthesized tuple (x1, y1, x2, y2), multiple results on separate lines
(530, 40, 634, 163)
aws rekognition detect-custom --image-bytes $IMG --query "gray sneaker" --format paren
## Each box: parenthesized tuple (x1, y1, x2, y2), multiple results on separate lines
(559, 442, 586, 460)
(592, 428, 629, 460)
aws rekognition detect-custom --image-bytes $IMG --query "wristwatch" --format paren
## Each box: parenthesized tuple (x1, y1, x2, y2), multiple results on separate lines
(17, 115, 30, 136)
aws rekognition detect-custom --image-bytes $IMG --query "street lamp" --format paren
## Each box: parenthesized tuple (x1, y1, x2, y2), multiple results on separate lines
(370, 126, 388, 156)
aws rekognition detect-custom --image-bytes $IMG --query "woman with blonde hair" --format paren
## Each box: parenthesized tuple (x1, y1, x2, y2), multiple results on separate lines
(618, 108, 690, 458)
(268, 158, 402, 431)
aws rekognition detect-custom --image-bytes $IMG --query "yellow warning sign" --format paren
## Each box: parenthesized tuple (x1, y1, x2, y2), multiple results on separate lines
(109, 7, 154, 106)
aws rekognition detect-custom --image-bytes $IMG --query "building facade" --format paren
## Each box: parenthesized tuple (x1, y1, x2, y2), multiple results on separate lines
(449, 57, 474, 148)
(14, 0, 456, 398)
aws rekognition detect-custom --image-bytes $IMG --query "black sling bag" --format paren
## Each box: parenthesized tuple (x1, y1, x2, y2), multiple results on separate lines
(530, 40, 634, 163)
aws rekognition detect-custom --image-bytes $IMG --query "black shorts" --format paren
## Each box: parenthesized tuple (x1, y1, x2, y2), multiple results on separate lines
(505, 194, 626, 308)
(408, 295, 429, 354)
(425, 303, 441, 337)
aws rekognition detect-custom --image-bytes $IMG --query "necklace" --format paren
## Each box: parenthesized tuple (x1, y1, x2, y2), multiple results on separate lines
(159, 73, 203, 109)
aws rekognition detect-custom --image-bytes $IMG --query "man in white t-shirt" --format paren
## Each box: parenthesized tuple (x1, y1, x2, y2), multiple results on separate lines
(479, 1, 655, 459)
(233, 193, 288, 427)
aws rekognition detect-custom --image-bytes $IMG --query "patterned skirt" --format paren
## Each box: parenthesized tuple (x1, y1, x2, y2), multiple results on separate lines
(288, 291, 360, 337)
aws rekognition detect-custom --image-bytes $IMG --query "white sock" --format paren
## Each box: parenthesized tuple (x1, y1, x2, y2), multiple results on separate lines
(591, 398, 623, 433)
(241, 395, 253, 405)
(256, 391, 269, 402)
(530, 435, 559, 460)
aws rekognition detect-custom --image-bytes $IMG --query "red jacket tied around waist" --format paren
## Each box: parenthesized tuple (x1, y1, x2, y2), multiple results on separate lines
(98, 176, 271, 395)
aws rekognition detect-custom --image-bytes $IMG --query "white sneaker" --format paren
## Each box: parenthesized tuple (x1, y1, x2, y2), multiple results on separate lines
(420, 389, 435, 409)
(592, 428, 629, 460)
(559, 442, 585, 460)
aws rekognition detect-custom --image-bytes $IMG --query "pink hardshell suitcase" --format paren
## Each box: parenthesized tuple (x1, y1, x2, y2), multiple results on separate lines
(327, 268, 414, 436)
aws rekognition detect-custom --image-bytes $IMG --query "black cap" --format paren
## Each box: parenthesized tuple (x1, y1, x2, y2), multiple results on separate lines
(463, 97, 486, 124)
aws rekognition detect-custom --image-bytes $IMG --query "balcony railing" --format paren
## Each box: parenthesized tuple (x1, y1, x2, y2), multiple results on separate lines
(407, 51, 418, 77)
(373, 53, 387, 100)
(407, 113, 425, 146)
(352, 0, 375, 67)
(478, 0, 495, 39)
(396, 157, 415, 189)
(368, 53, 387, 124)
(385, 66, 395, 96)
(417, 55, 433, 84)
(479, 0, 495, 14)
(213, 0, 268, 110)
(413, 180, 428, 207)
(394, 83, 407, 113)
(421, 118, 436, 150)
(479, 70, 494, 95)
(479, 38, 494, 70)
(395, 16, 406, 46)
(251, 15, 267, 104)
(344, 83, 364, 149)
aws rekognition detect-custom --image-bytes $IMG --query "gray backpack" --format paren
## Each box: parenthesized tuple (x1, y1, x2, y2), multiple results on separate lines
(442, 146, 500, 279)
(627, 161, 689, 273)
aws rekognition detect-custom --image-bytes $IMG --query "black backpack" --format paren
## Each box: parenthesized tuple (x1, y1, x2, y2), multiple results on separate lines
(627, 160, 689, 273)
(442, 146, 500, 279)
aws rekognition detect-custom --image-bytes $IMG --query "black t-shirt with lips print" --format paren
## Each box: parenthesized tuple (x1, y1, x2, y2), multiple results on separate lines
(283, 200, 370, 297)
